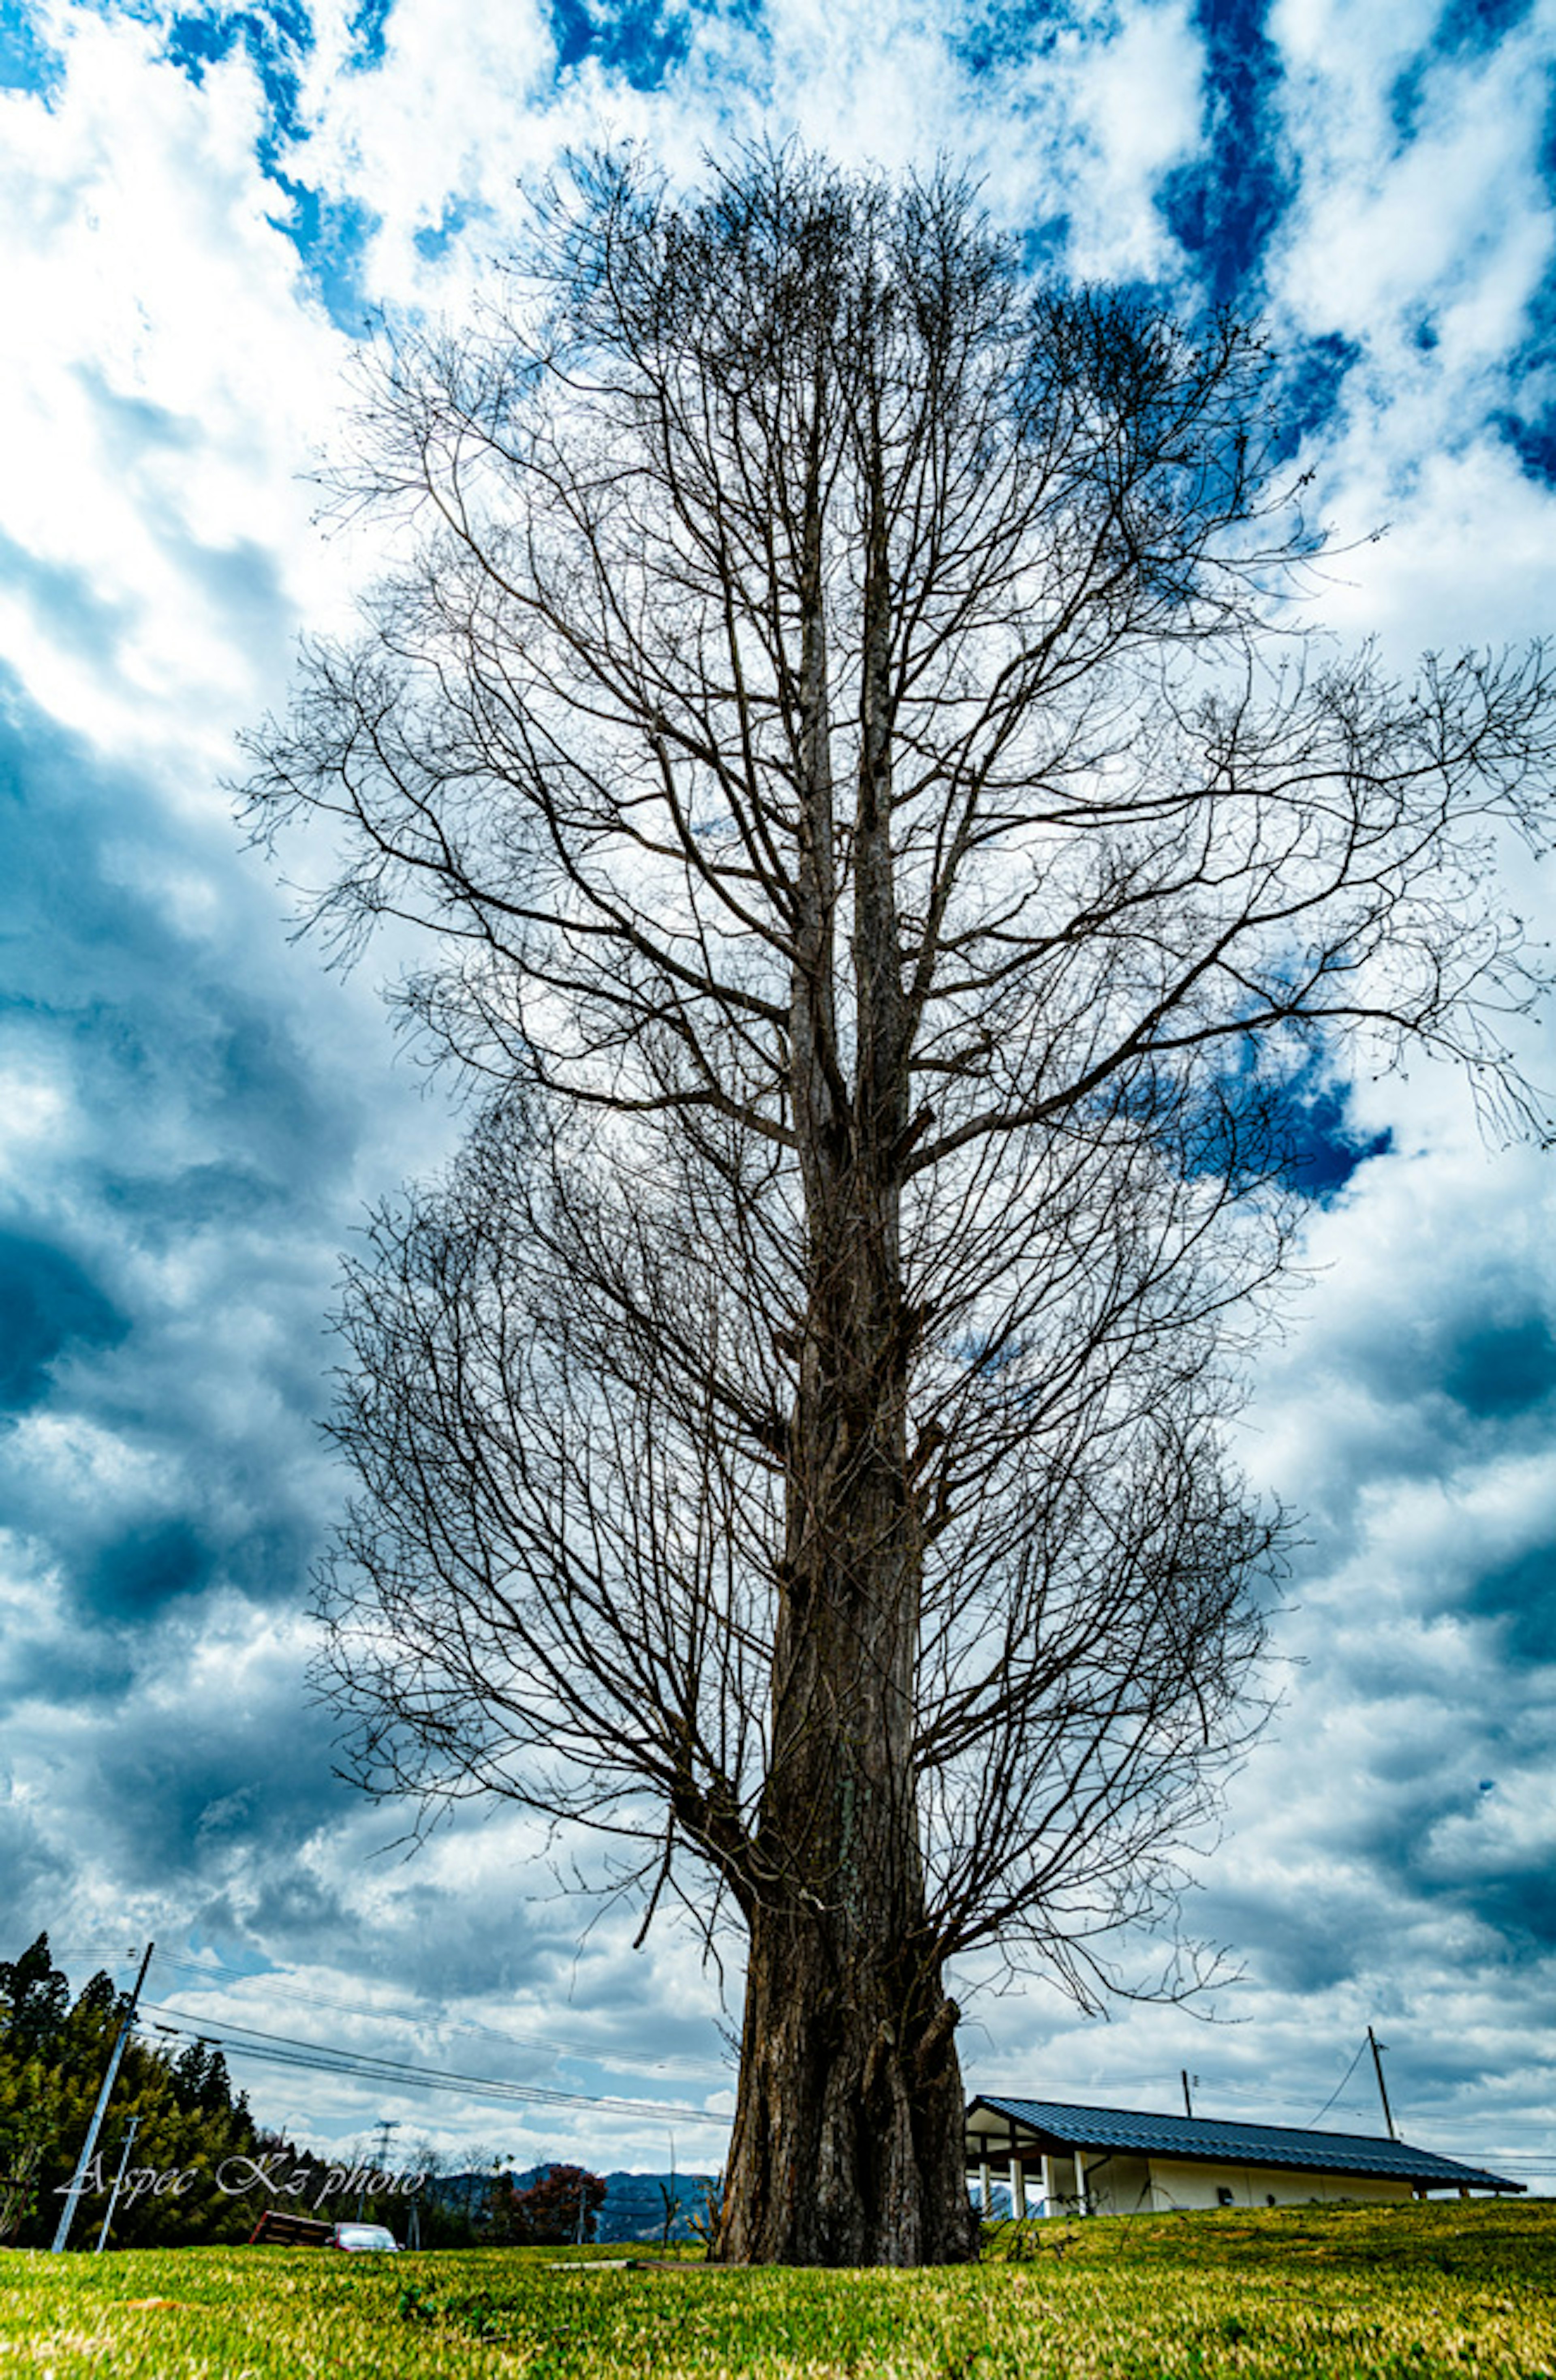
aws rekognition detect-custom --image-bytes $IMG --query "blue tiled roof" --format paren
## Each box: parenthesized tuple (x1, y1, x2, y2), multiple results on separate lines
(966, 2096, 1522, 2193)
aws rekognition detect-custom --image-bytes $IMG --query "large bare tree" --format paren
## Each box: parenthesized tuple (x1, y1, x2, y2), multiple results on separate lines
(246, 149, 1555, 2265)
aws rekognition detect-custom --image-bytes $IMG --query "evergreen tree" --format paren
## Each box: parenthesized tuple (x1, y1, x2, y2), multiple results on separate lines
(0, 1938, 268, 2247)
(0, 1934, 69, 2064)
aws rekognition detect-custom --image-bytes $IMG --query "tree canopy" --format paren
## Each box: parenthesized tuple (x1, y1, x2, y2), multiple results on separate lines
(246, 147, 1556, 2262)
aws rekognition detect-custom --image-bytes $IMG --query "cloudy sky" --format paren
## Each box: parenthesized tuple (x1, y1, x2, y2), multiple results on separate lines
(1, 0, 1553, 2192)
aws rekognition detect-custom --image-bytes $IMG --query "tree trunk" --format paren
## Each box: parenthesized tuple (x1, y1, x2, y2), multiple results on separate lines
(717, 1243, 971, 2264)
(713, 1212, 975, 2263)
(716, 1904, 975, 2264)
(715, 423, 974, 2267)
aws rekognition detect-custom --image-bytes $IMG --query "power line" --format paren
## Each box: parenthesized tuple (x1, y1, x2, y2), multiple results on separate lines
(54, 1948, 1556, 2163)
(1396, 2114, 1556, 2135)
(147, 1947, 727, 2072)
(138, 2001, 731, 2130)
(1308, 2038, 1374, 2129)
(121, 1945, 731, 2082)
(146, 2028, 730, 2130)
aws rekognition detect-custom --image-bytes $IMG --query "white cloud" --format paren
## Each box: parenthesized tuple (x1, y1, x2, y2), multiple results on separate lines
(0, 11, 353, 762)
(296, 0, 558, 301)
(0, 1064, 74, 1190)
(1066, 0, 1204, 278)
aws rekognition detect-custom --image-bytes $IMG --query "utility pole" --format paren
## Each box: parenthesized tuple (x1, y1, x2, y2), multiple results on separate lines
(51, 1942, 154, 2254)
(360, 2119, 399, 2219)
(359, 2132, 400, 2218)
(1367, 2027, 1396, 2140)
(1181, 2071, 1197, 2120)
(95, 2115, 141, 2254)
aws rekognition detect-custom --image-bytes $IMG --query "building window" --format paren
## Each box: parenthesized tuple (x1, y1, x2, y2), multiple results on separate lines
(1216, 2187, 1235, 2207)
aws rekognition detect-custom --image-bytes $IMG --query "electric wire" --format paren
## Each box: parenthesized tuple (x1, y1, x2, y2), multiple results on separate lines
(60, 1946, 1553, 2169)
(1306, 2038, 1373, 2128)
(138, 2001, 732, 2129)
(62, 1941, 730, 2082)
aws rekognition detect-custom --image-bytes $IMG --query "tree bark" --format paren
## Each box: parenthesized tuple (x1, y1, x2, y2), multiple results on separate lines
(716, 1906, 974, 2264)
(716, 420, 975, 2266)
(718, 1156, 972, 2264)
(714, 1177, 975, 2261)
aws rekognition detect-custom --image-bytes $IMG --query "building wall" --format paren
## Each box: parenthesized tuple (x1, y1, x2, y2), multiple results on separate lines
(1043, 2152, 1154, 2217)
(1008, 2151, 1415, 2216)
(1142, 2159, 1413, 2213)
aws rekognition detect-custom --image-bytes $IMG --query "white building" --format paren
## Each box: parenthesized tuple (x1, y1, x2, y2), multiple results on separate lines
(966, 2095, 1523, 2217)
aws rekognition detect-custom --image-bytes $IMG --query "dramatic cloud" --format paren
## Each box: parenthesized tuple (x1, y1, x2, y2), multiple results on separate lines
(1, 0, 1552, 2186)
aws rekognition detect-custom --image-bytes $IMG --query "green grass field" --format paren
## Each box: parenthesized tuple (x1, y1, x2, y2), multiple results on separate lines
(0, 2199, 1551, 2377)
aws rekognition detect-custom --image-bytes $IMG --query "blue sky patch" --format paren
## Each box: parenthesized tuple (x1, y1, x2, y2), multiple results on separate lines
(1021, 213, 1072, 276)
(1270, 331, 1358, 463)
(949, 0, 1071, 81)
(1158, 0, 1293, 307)
(266, 176, 381, 334)
(1393, 0, 1539, 143)
(1279, 1081, 1392, 1201)
(0, 1234, 128, 1413)
(0, 0, 65, 98)
(547, 0, 690, 89)
(1180, 1051, 1392, 1203)
(414, 194, 479, 262)
(160, 2, 385, 330)
(1431, 0, 1537, 59)
(165, 1, 313, 148)
(345, 0, 393, 70)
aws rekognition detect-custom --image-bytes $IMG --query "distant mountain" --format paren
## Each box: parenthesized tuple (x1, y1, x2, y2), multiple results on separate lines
(594, 2169, 718, 2244)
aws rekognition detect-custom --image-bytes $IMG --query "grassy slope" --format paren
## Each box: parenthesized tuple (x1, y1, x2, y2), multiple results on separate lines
(0, 2199, 1551, 2376)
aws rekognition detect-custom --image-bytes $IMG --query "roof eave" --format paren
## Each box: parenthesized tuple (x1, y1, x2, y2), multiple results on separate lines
(964, 2097, 1524, 2196)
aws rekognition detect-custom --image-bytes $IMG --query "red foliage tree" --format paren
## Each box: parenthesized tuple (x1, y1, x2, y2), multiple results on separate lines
(492, 2163, 607, 2246)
